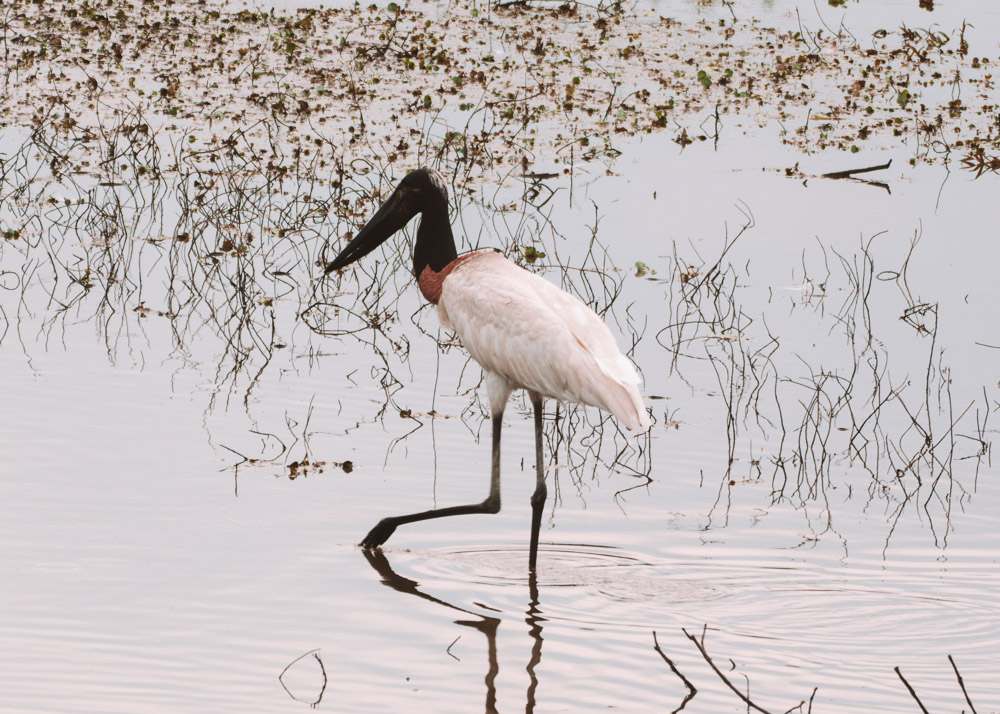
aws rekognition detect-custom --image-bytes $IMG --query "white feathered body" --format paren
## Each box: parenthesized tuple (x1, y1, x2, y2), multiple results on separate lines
(436, 251, 650, 431)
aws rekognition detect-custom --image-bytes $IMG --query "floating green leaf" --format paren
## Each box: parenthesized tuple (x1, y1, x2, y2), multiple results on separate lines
(523, 246, 546, 263)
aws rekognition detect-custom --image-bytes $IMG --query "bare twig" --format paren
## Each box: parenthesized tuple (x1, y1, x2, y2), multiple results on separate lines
(279, 649, 328, 706)
(948, 655, 978, 714)
(894, 666, 930, 714)
(652, 631, 697, 712)
(682, 627, 774, 714)
(821, 160, 892, 179)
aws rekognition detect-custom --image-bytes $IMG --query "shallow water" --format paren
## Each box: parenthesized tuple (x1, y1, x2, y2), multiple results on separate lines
(2, 0, 1000, 712)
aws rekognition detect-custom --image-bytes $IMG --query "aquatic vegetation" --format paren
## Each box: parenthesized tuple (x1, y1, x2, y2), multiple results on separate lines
(0, 4, 997, 711)
(1, 0, 997, 189)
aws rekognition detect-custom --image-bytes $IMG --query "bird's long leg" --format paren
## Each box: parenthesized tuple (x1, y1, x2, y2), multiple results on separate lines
(360, 410, 504, 549)
(528, 394, 547, 571)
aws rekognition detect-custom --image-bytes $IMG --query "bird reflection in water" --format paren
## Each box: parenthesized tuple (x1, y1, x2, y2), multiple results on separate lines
(363, 548, 545, 714)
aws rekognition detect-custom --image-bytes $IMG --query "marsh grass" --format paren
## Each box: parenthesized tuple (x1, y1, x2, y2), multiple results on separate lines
(0, 0, 993, 541)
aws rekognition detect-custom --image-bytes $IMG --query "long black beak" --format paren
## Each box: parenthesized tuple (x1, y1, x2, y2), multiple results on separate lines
(324, 185, 418, 274)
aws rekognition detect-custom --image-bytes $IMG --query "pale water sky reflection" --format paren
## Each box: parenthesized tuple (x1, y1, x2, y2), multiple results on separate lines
(1, 0, 999, 712)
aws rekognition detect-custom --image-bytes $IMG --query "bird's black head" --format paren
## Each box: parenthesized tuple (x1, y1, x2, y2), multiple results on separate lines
(398, 166, 450, 198)
(324, 168, 450, 274)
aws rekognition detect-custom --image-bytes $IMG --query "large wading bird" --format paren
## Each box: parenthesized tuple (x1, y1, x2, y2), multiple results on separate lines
(325, 167, 650, 570)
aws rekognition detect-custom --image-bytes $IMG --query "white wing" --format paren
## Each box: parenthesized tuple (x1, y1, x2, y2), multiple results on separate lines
(438, 252, 650, 430)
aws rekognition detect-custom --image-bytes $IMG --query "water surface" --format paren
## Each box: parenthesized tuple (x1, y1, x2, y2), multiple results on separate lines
(1, 1, 999, 712)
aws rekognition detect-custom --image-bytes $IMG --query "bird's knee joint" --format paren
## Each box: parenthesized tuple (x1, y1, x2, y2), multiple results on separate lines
(482, 496, 501, 514)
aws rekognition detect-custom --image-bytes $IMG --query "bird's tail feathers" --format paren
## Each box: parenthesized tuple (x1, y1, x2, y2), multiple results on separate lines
(585, 375, 651, 432)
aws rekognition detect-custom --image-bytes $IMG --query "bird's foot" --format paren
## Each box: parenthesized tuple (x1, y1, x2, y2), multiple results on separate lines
(360, 518, 398, 549)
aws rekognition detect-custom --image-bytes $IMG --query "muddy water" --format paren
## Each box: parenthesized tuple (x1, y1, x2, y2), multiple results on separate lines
(3, 2, 1000, 714)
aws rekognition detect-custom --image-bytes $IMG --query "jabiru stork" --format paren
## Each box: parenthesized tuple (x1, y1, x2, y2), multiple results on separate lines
(325, 167, 650, 570)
